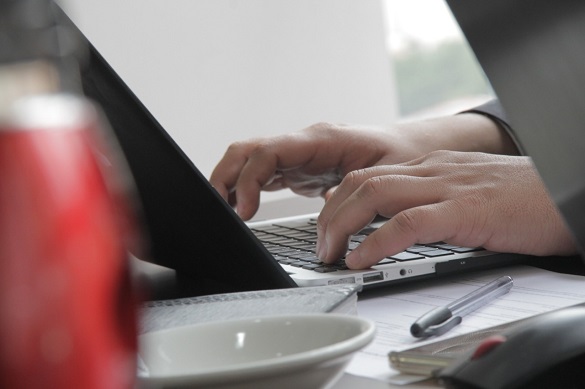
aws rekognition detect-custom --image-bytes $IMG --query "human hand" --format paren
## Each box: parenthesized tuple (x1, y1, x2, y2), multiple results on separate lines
(316, 151, 577, 269)
(210, 114, 517, 220)
(210, 122, 418, 220)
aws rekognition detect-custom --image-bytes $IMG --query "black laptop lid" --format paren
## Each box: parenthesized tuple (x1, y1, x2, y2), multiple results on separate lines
(58, 8, 296, 295)
(447, 1, 585, 258)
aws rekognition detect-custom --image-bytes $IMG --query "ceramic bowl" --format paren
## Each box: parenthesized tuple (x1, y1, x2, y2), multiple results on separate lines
(137, 314, 375, 389)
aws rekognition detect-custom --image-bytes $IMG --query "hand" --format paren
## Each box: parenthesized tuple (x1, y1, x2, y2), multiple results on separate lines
(210, 113, 517, 220)
(316, 151, 577, 269)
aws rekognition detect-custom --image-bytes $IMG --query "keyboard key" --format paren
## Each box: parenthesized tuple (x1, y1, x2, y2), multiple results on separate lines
(406, 245, 438, 254)
(286, 241, 315, 249)
(430, 243, 461, 250)
(288, 243, 316, 252)
(288, 252, 318, 261)
(276, 258, 297, 265)
(302, 263, 323, 270)
(313, 266, 338, 273)
(389, 252, 425, 261)
(420, 249, 453, 257)
(451, 246, 484, 253)
(288, 261, 308, 267)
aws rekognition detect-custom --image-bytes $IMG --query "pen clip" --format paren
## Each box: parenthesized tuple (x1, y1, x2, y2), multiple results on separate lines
(420, 316, 462, 338)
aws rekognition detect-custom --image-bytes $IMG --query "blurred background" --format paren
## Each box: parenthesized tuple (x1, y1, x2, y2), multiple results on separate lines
(56, 0, 493, 219)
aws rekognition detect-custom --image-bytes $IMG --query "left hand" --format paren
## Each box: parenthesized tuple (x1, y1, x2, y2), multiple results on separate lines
(316, 151, 577, 269)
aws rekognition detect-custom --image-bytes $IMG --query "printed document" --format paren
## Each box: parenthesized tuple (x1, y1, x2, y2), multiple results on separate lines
(346, 265, 585, 382)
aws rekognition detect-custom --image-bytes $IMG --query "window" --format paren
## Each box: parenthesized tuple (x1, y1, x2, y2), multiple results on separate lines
(383, 0, 493, 119)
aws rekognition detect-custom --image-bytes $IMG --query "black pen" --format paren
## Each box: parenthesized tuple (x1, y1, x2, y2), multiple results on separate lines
(410, 275, 514, 338)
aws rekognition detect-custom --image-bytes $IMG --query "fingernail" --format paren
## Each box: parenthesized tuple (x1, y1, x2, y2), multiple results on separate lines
(345, 250, 362, 269)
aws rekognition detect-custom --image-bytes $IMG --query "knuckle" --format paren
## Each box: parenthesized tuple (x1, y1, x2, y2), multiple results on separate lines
(343, 169, 369, 188)
(359, 176, 384, 198)
(304, 122, 341, 138)
(316, 213, 329, 232)
(307, 121, 336, 132)
(246, 140, 277, 161)
(225, 140, 246, 155)
(392, 210, 419, 237)
(366, 231, 386, 253)
(225, 139, 264, 158)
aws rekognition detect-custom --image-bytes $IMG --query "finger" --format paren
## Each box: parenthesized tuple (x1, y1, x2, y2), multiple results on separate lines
(209, 141, 258, 202)
(281, 169, 342, 198)
(317, 168, 444, 261)
(345, 201, 465, 269)
(234, 150, 280, 219)
(323, 185, 338, 201)
(233, 134, 329, 219)
(320, 175, 443, 262)
(319, 164, 432, 227)
(210, 135, 319, 219)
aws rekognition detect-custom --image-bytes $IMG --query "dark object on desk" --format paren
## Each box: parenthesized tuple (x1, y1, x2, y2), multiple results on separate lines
(447, 0, 585, 261)
(390, 318, 527, 377)
(438, 306, 585, 389)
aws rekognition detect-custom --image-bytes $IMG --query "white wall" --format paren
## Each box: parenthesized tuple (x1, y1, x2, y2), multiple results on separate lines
(59, 0, 397, 217)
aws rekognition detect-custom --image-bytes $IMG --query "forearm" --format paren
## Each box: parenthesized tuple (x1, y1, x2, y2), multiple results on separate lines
(394, 109, 520, 157)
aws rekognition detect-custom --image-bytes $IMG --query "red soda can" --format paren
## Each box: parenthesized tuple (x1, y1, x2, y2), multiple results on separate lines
(0, 94, 138, 388)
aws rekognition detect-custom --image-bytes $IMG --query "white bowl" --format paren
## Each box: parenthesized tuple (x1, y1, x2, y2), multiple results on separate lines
(137, 314, 375, 389)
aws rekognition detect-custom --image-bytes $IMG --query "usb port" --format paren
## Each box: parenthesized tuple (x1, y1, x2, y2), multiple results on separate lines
(363, 271, 384, 283)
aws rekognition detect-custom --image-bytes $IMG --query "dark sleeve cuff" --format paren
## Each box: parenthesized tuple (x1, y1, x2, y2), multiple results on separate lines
(461, 99, 525, 155)
(463, 99, 508, 124)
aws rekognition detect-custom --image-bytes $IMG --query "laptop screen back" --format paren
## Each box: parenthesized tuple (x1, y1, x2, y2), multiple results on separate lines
(55, 6, 297, 295)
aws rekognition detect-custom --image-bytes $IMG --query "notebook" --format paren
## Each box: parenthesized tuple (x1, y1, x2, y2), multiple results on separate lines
(60, 7, 528, 297)
(140, 283, 361, 334)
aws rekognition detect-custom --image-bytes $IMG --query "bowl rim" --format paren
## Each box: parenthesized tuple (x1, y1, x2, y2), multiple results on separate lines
(137, 313, 376, 386)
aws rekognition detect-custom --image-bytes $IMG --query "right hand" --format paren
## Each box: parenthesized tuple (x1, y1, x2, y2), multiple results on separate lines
(315, 151, 577, 268)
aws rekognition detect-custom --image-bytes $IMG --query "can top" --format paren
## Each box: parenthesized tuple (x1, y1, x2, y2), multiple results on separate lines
(0, 93, 95, 132)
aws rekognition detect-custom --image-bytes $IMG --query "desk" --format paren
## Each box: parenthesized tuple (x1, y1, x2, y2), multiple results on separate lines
(335, 374, 438, 389)
(135, 256, 585, 388)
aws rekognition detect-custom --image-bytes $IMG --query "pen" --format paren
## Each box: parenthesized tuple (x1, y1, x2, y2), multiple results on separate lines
(410, 275, 514, 338)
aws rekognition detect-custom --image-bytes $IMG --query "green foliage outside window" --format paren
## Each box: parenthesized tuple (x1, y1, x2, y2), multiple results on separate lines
(393, 40, 492, 115)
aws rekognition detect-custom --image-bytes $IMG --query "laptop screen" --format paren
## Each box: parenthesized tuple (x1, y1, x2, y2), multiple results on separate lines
(447, 0, 585, 259)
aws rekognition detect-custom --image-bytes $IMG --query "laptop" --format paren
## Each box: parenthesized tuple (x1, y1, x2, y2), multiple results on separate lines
(447, 0, 585, 260)
(62, 9, 528, 297)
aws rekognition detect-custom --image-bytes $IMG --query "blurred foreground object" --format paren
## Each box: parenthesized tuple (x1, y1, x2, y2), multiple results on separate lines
(0, 0, 141, 387)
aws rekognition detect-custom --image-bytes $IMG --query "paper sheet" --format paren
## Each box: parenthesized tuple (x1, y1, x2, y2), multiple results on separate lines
(346, 265, 585, 382)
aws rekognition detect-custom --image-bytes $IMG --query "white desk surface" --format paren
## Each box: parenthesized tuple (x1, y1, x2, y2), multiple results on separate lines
(135, 256, 585, 389)
(334, 374, 439, 388)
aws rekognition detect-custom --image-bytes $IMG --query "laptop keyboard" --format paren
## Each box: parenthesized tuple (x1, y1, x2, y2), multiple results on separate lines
(251, 219, 484, 272)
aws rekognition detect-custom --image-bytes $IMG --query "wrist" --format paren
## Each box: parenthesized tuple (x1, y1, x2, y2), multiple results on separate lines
(455, 112, 520, 155)
(400, 113, 520, 156)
